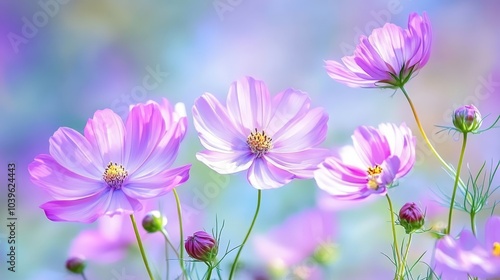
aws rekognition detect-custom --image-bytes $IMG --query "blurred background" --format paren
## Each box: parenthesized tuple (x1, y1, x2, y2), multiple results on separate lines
(0, 0, 499, 279)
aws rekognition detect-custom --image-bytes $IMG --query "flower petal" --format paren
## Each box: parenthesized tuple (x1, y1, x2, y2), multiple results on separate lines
(123, 102, 166, 174)
(485, 216, 500, 251)
(265, 148, 330, 178)
(352, 125, 390, 166)
(193, 93, 246, 152)
(124, 164, 191, 199)
(379, 123, 415, 177)
(196, 150, 254, 174)
(272, 107, 328, 152)
(29, 154, 103, 200)
(266, 88, 311, 135)
(157, 98, 188, 141)
(83, 109, 126, 165)
(226, 76, 272, 134)
(49, 127, 102, 179)
(325, 59, 379, 88)
(41, 189, 140, 223)
(247, 159, 294, 189)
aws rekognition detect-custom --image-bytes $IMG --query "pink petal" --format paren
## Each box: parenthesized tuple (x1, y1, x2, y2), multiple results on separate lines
(226, 76, 272, 134)
(196, 150, 254, 174)
(265, 148, 330, 178)
(193, 93, 246, 152)
(48, 127, 102, 179)
(247, 159, 294, 189)
(123, 102, 166, 174)
(83, 109, 126, 165)
(29, 154, 103, 200)
(485, 216, 500, 251)
(123, 164, 191, 199)
(41, 189, 140, 223)
(266, 88, 311, 135)
(325, 60, 378, 88)
(352, 126, 390, 166)
(272, 107, 328, 152)
(157, 99, 188, 141)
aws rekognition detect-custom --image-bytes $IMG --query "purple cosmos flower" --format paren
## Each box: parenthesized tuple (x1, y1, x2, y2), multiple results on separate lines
(325, 12, 432, 88)
(433, 216, 500, 279)
(314, 123, 415, 200)
(192, 76, 328, 189)
(29, 99, 191, 223)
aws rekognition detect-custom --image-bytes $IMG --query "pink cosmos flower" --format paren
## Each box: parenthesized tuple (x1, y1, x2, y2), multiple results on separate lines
(29, 99, 191, 223)
(314, 123, 415, 200)
(433, 216, 500, 279)
(325, 12, 432, 88)
(192, 76, 328, 189)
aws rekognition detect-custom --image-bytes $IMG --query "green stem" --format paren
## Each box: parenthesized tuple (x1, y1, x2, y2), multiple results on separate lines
(173, 189, 188, 279)
(401, 234, 413, 278)
(205, 265, 214, 280)
(446, 133, 468, 234)
(130, 214, 154, 280)
(386, 194, 402, 279)
(161, 229, 181, 260)
(470, 211, 477, 236)
(228, 190, 262, 280)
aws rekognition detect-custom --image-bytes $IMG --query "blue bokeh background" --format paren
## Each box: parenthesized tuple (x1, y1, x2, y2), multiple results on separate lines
(0, 0, 499, 279)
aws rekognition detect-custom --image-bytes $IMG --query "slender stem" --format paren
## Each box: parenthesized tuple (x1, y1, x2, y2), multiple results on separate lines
(173, 189, 188, 279)
(161, 229, 181, 259)
(228, 189, 262, 280)
(401, 234, 413, 278)
(446, 133, 468, 234)
(205, 265, 214, 280)
(130, 214, 154, 280)
(470, 212, 477, 236)
(81, 272, 88, 280)
(386, 194, 402, 279)
(400, 86, 450, 170)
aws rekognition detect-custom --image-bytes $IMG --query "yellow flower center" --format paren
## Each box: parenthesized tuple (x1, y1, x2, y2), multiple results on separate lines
(493, 242, 500, 257)
(367, 165, 383, 190)
(247, 128, 272, 158)
(103, 162, 128, 189)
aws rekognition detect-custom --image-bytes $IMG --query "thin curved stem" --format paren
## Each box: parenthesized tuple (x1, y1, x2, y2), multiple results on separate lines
(173, 189, 188, 279)
(228, 190, 262, 280)
(446, 133, 468, 234)
(470, 212, 477, 236)
(401, 234, 413, 278)
(130, 214, 155, 280)
(386, 194, 402, 279)
(161, 229, 181, 259)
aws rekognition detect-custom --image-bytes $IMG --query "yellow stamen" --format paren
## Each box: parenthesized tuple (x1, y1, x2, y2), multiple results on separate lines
(103, 162, 128, 189)
(247, 128, 272, 158)
(493, 242, 500, 256)
(367, 165, 383, 190)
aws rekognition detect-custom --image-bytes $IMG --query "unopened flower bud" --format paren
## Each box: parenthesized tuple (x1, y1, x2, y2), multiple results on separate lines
(142, 211, 166, 233)
(65, 256, 86, 274)
(185, 231, 218, 263)
(452, 104, 482, 133)
(399, 202, 425, 234)
(312, 242, 338, 266)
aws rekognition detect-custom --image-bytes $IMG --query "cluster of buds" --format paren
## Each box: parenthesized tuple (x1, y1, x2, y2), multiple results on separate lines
(452, 104, 482, 134)
(399, 202, 425, 234)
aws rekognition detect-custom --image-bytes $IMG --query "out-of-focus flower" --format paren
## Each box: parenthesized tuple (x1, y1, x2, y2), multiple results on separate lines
(315, 123, 415, 200)
(433, 216, 500, 279)
(29, 99, 191, 223)
(142, 210, 167, 233)
(452, 104, 482, 133)
(325, 12, 431, 88)
(398, 202, 424, 234)
(193, 76, 328, 189)
(185, 231, 218, 263)
(65, 256, 86, 274)
(253, 208, 336, 270)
